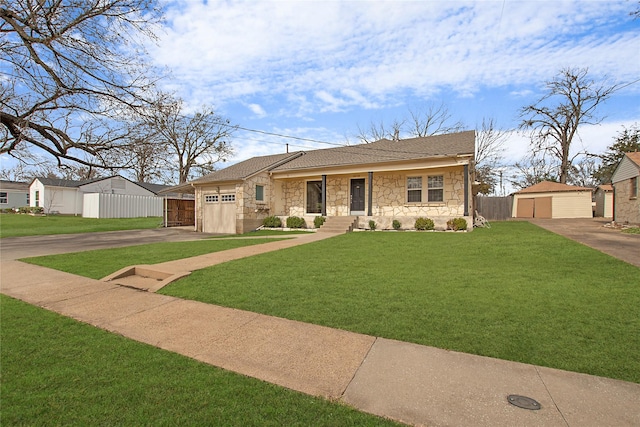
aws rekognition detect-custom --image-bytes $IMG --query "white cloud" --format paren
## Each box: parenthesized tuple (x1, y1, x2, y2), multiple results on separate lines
(151, 0, 637, 116)
(247, 103, 267, 118)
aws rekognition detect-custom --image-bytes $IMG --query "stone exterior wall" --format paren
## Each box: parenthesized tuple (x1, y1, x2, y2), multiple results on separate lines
(614, 179, 640, 225)
(277, 167, 467, 221)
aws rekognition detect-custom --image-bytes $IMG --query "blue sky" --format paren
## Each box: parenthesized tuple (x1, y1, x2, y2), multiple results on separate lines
(150, 0, 640, 170)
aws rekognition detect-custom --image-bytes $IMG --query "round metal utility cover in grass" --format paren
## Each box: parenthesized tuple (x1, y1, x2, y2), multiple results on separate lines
(507, 395, 541, 410)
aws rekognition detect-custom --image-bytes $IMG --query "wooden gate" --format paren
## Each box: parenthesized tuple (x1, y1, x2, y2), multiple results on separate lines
(165, 199, 195, 227)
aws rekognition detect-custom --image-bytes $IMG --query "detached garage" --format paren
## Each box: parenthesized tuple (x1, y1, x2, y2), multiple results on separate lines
(512, 181, 593, 219)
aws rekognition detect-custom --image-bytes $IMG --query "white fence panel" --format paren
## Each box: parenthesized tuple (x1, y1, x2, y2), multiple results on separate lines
(82, 193, 162, 218)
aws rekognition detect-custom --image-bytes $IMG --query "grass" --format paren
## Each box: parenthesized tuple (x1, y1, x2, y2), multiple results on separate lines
(622, 226, 640, 234)
(23, 222, 640, 383)
(1, 295, 400, 426)
(0, 214, 163, 238)
(23, 238, 288, 280)
(159, 222, 640, 383)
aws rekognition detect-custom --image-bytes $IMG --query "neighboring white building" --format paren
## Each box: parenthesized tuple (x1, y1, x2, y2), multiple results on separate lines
(512, 181, 593, 219)
(611, 152, 640, 225)
(29, 176, 167, 217)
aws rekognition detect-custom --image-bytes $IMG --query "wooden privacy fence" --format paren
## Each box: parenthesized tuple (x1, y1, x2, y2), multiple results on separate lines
(165, 198, 195, 227)
(474, 196, 513, 221)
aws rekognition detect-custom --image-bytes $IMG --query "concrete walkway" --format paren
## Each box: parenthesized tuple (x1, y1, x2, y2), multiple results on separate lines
(1, 229, 639, 426)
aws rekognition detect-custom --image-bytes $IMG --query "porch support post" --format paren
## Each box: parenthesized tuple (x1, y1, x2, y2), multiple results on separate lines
(321, 175, 327, 216)
(367, 171, 373, 216)
(463, 164, 469, 216)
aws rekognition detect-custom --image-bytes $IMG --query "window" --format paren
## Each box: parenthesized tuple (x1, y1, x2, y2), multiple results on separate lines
(306, 181, 322, 213)
(256, 185, 264, 202)
(205, 195, 218, 203)
(0, 192, 7, 204)
(35, 191, 40, 207)
(407, 177, 422, 203)
(427, 175, 444, 202)
(221, 194, 236, 202)
(631, 177, 638, 199)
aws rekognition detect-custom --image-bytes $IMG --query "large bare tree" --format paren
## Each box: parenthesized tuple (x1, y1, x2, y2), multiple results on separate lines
(519, 67, 617, 183)
(356, 102, 464, 143)
(0, 0, 163, 166)
(474, 118, 507, 195)
(145, 98, 235, 183)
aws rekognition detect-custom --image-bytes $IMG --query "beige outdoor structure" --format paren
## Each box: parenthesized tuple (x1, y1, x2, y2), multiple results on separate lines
(175, 131, 476, 234)
(594, 184, 613, 218)
(512, 181, 593, 219)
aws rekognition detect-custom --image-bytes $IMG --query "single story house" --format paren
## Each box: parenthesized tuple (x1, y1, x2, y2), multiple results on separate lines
(175, 131, 475, 234)
(611, 152, 640, 225)
(512, 181, 593, 219)
(0, 180, 29, 209)
(593, 184, 613, 218)
(29, 175, 174, 218)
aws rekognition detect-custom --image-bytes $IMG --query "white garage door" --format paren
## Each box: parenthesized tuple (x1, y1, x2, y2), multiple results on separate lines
(203, 193, 236, 234)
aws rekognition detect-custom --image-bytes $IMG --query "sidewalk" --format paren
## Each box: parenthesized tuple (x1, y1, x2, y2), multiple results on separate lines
(2, 231, 639, 426)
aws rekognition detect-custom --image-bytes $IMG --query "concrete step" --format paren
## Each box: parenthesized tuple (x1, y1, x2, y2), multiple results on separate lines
(318, 216, 358, 233)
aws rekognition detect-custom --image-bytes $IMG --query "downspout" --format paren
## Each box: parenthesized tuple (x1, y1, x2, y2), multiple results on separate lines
(191, 183, 197, 232)
(367, 172, 373, 216)
(463, 164, 469, 216)
(164, 196, 167, 228)
(321, 175, 327, 216)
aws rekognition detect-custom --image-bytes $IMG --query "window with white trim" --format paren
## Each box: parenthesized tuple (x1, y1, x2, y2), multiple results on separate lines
(0, 192, 7, 204)
(205, 195, 218, 203)
(256, 185, 264, 202)
(221, 194, 236, 202)
(407, 177, 422, 203)
(427, 175, 444, 202)
(631, 177, 638, 199)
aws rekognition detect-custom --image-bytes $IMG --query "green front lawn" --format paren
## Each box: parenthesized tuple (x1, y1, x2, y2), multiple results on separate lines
(0, 214, 163, 238)
(23, 222, 640, 383)
(1, 295, 400, 426)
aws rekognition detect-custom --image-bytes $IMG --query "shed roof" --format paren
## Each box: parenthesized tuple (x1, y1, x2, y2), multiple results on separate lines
(515, 181, 592, 194)
(596, 184, 613, 192)
(271, 130, 475, 172)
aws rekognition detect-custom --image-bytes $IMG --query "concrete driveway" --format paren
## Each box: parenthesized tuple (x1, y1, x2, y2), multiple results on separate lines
(0, 227, 212, 261)
(527, 218, 640, 268)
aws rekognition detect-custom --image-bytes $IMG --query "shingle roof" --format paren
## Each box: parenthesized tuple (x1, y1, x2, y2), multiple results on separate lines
(32, 177, 102, 188)
(271, 130, 476, 172)
(515, 181, 592, 194)
(135, 182, 173, 195)
(597, 184, 613, 192)
(192, 152, 303, 184)
(0, 180, 29, 191)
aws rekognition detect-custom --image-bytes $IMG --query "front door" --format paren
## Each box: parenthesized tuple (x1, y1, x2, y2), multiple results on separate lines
(350, 178, 365, 214)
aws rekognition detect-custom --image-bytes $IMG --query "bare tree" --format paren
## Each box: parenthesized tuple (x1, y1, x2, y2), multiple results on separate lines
(408, 102, 464, 137)
(356, 102, 464, 143)
(519, 67, 617, 183)
(356, 117, 405, 143)
(509, 152, 558, 191)
(0, 0, 163, 166)
(473, 118, 507, 194)
(145, 98, 235, 183)
(568, 157, 599, 188)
